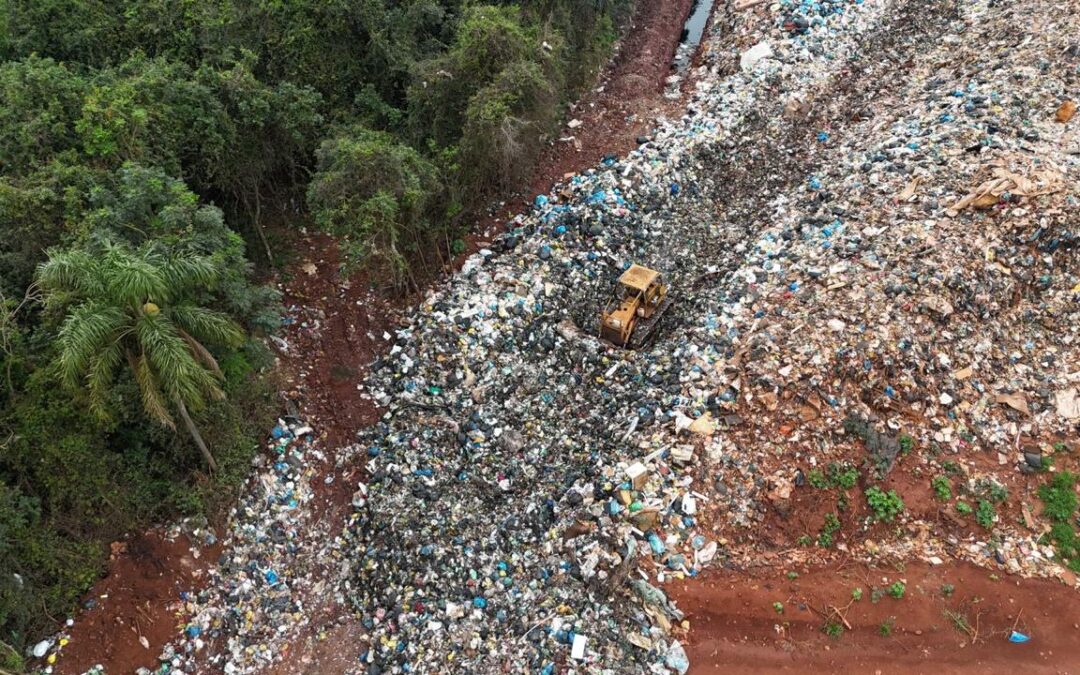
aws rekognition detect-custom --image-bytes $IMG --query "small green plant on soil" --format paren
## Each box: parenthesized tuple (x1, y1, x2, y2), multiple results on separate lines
(1039, 472, 1078, 521)
(823, 621, 844, 639)
(974, 478, 1008, 504)
(1038, 472, 1080, 572)
(818, 512, 841, 548)
(944, 609, 971, 635)
(1, 643, 23, 673)
(797, 535, 813, 547)
(807, 463, 859, 490)
(941, 583, 955, 597)
(956, 500, 973, 516)
(879, 617, 895, 637)
(851, 587, 863, 601)
(828, 462, 860, 489)
(975, 500, 996, 529)
(899, 434, 915, 455)
(932, 475, 952, 500)
(787, 571, 799, 580)
(451, 238, 467, 255)
(888, 581, 906, 599)
(866, 486, 905, 522)
(773, 602, 784, 614)
(942, 460, 961, 475)
(871, 587, 886, 603)
(1053, 441, 1068, 453)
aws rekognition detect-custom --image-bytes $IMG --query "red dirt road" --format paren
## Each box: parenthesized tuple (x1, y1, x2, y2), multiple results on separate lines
(672, 561, 1079, 674)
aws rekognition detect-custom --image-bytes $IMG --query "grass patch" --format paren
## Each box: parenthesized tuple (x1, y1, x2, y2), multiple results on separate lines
(1038, 472, 1080, 572)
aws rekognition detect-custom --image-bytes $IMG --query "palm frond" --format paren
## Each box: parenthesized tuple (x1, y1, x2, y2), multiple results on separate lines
(161, 255, 220, 297)
(168, 305, 244, 348)
(86, 340, 124, 420)
(55, 303, 128, 388)
(134, 353, 175, 428)
(134, 311, 218, 407)
(178, 328, 222, 378)
(36, 250, 103, 299)
(101, 247, 170, 307)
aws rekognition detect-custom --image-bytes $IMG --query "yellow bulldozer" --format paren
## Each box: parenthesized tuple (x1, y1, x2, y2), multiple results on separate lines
(598, 264, 671, 349)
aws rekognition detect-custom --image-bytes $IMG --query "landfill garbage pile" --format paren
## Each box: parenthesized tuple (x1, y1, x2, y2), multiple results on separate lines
(162, 416, 329, 675)
(47, 0, 1079, 671)
(331, 0, 1079, 672)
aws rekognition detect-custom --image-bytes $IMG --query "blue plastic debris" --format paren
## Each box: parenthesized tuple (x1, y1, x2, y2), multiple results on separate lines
(647, 532, 666, 555)
(1008, 631, 1030, 643)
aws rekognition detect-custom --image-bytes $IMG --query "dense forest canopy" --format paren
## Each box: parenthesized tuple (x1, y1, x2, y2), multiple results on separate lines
(0, 0, 631, 664)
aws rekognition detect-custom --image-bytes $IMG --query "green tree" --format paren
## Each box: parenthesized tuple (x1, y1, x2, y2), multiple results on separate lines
(407, 5, 540, 148)
(0, 56, 88, 174)
(307, 126, 445, 289)
(36, 244, 244, 471)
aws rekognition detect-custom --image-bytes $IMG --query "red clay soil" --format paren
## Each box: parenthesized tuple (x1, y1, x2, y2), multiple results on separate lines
(670, 561, 1080, 674)
(273, 232, 395, 447)
(54, 533, 220, 674)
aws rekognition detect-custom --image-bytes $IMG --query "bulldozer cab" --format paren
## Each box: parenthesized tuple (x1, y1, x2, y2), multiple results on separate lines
(617, 265, 663, 306)
(599, 264, 669, 348)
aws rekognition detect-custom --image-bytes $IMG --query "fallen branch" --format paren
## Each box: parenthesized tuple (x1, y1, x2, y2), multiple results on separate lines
(828, 604, 853, 631)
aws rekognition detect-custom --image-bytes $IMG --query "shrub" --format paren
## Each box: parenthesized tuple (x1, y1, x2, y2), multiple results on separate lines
(975, 500, 996, 529)
(931, 475, 951, 500)
(828, 462, 859, 489)
(866, 486, 905, 522)
(888, 581, 906, 599)
(898, 434, 914, 455)
(818, 512, 841, 548)
(808, 463, 858, 490)
(307, 127, 447, 289)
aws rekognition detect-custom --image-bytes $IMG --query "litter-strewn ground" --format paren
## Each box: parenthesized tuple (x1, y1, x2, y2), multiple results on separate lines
(39, 0, 1080, 672)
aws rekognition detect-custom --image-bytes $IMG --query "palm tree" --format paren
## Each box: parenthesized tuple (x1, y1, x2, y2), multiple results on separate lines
(36, 243, 245, 471)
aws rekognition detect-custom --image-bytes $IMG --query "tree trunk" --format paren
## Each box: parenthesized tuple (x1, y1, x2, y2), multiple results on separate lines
(176, 398, 218, 472)
(254, 182, 274, 265)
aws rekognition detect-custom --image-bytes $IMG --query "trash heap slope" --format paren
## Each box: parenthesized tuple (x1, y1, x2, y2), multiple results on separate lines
(335, 0, 1080, 672)
(118, 0, 1079, 672)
